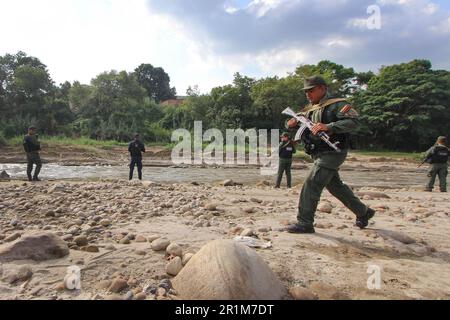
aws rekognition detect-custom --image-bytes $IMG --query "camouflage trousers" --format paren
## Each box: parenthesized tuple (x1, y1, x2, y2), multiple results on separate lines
(427, 163, 447, 192)
(276, 158, 292, 188)
(26, 152, 42, 180)
(297, 152, 368, 227)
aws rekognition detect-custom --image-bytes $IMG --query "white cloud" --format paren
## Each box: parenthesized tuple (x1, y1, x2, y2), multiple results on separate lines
(247, 0, 283, 18)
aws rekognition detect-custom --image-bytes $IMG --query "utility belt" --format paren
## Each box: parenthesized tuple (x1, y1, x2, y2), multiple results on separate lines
(304, 133, 349, 155)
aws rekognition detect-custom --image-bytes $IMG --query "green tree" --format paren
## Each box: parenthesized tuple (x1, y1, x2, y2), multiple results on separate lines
(295, 60, 356, 96)
(134, 64, 176, 103)
(354, 60, 450, 150)
(251, 74, 306, 129)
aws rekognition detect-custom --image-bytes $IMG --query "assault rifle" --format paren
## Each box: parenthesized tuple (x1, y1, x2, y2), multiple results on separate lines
(282, 107, 341, 152)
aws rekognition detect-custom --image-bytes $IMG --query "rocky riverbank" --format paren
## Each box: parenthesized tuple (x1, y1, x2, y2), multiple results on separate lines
(0, 178, 449, 300)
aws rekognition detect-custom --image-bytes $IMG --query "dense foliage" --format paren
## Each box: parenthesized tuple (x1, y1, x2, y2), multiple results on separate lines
(1, 52, 448, 150)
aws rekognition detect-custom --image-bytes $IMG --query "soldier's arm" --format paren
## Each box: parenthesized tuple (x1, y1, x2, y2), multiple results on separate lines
(424, 147, 435, 160)
(326, 102, 359, 134)
(141, 143, 146, 153)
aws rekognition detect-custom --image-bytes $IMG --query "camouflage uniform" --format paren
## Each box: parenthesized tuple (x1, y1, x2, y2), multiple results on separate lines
(276, 138, 296, 188)
(286, 76, 374, 233)
(23, 134, 42, 181)
(424, 143, 448, 192)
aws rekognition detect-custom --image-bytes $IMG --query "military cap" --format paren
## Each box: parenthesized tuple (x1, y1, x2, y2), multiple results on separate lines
(437, 136, 446, 141)
(302, 76, 328, 90)
(281, 132, 290, 137)
(28, 126, 37, 130)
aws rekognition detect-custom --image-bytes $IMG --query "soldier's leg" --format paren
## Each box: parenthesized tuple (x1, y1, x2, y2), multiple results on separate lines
(438, 167, 447, 192)
(426, 169, 437, 191)
(129, 159, 136, 180)
(326, 171, 367, 218)
(137, 159, 143, 180)
(275, 160, 284, 188)
(33, 154, 42, 180)
(26, 155, 33, 181)
(285, 160, 292, 188)
(297, 165, 335, 227)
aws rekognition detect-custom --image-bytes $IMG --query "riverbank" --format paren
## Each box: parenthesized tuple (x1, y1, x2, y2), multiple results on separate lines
(0, 179, 449, 300)
(0, 136, 424, 166)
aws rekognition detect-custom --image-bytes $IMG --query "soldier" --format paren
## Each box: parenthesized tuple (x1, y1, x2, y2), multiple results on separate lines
(424, 136, 448, 192)
(284, 76, 375, 234)
(23, 126, 42, 182)
(128, 134, 146, 180)
(275, 132, 296, 189)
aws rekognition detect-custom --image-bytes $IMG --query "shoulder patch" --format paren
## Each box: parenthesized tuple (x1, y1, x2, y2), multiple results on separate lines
(339, 104, 359, 118)
(340, 104, 352, 114)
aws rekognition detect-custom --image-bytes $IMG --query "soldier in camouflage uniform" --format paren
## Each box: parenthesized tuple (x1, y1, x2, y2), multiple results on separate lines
(424, 136, 448, 192)
(285, 76, 375, 234)
(275, 132, 296, 189)
(23, 126, 42, 182)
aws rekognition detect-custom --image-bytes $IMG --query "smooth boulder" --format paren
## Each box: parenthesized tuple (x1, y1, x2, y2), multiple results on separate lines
(172, 239, 288, 300)
(0, 233, 70, 262)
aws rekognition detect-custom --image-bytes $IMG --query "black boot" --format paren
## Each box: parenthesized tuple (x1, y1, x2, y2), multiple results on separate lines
(355, 208, 376, 229)
(32, 176, 41, 182)
(285, 223, 315, 234)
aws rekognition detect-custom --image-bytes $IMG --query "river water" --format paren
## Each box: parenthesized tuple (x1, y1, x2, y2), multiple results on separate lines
(0, 163, 429, 189)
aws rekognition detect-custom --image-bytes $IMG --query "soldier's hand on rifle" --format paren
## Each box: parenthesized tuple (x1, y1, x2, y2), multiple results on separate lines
(287, 118, 298, 128)
(311, 123, 330, 135)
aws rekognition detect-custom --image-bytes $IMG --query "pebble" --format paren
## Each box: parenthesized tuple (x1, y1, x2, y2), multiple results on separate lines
(166, 243, 183, 257)
(100, 219, 111, 227)
(135, 235, 147, 242)
(119, 238, 131, 245)
(74, 236, 88, 247)
(289, 286, 319, 300)
(84, 245, 99, 253)
(317, 203, 333, 213)
(135, 292, 147, 300)
(205, 204, 217, 211)
(108, 278, 128, 293)
(182, 253, 194, 266)
(151, 238, 171, 251)
(166, 257, 183, 276)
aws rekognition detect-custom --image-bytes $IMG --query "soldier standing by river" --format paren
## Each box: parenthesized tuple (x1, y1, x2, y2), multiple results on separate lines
(128, 134, 146, 180)
(424, 136, 449, 192)
(275, 132, 296, 189)
(23, 126, 42, 182)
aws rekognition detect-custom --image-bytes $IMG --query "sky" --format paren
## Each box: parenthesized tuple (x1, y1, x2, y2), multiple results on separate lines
(1, 0, 449, 94)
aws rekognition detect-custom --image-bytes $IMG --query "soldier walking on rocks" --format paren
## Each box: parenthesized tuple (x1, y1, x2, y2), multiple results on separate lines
(284, 76, 375, 234)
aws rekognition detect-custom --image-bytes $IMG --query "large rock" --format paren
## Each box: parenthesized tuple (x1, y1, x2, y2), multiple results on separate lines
(0, 233, 70, 262)
(172, 239, 288, 300)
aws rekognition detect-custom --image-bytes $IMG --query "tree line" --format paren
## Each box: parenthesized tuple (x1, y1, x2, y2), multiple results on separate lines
(1, 51, 449, 151)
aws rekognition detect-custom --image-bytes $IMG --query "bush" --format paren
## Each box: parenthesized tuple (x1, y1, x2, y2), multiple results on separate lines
(0, 132, 7, 146)
(146, 123, 172, 143)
